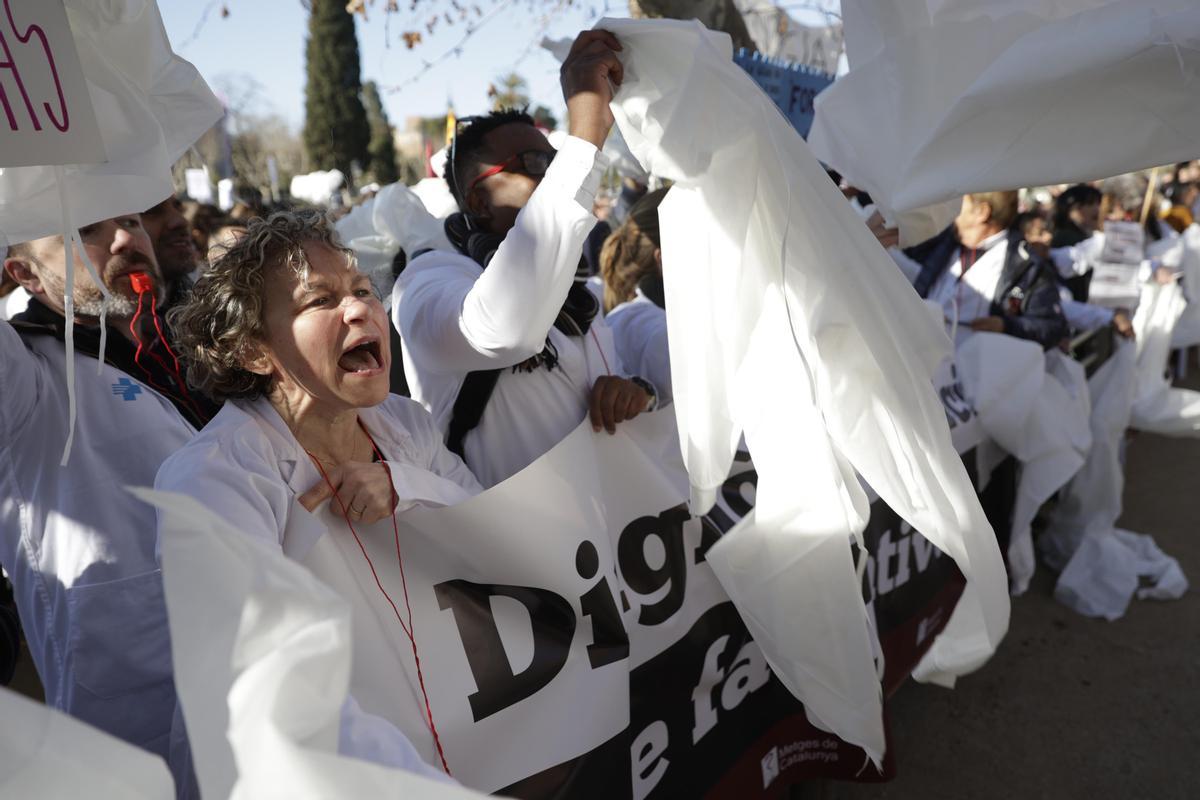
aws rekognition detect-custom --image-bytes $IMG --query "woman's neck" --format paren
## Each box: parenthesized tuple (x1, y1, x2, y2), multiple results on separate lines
(268, 388, 364, 466)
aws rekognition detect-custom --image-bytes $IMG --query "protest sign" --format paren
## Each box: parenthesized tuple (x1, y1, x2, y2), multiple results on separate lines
(1090, 220, 1146, 308)
(733, 49, 833, 139)
(0, 0, 222, 245)
(274, 359, 983, 797)
(0, 0, 105, 168)
(183, 168, 213, 204)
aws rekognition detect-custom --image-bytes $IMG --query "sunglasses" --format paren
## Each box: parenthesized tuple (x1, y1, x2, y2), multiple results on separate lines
(466, 149, 556, 195)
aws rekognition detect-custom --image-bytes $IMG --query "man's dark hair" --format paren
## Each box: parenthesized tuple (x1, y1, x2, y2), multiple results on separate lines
(445, 107, 537, 208)
(1054, 184, 1102, 228)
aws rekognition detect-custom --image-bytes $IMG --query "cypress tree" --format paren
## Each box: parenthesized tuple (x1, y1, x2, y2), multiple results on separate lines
(362, 81, 400, 185)
(303, 0, 370, 185)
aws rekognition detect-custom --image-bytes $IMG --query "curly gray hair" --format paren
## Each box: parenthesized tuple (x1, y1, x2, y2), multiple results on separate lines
(169, 209, 357, 401)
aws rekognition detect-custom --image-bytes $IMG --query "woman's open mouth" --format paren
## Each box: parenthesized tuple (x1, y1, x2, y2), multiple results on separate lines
(337, 337, 383, 374)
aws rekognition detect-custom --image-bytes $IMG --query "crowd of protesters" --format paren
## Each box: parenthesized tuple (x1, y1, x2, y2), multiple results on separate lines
(2, 23, 1197, 799)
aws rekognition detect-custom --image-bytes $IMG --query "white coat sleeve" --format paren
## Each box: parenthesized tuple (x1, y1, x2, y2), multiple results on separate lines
(338, 694, 456, 783)
(154, 439, 293, 549)
(394, 136, 606, 373)
(0, 320, 42, 438)
(399, 400, 484, 496)
(1050, 246, 1089, 278)
(1061, 296, 1115, 331)
(608, 304, 673, 407)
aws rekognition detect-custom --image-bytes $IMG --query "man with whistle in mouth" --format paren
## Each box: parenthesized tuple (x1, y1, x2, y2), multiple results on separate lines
(1, 214, 217, 794)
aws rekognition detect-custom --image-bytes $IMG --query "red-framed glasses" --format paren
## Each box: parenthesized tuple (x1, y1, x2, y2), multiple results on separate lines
(466, 149, 556, 195)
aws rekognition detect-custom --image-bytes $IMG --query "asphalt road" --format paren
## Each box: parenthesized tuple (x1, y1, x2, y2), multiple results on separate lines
(829, 375, 1200, 800)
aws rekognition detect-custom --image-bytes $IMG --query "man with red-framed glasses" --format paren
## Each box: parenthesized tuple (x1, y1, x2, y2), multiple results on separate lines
(391, 30, 660, 489)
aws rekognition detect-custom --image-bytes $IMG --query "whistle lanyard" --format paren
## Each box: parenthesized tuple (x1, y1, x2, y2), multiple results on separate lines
(305, 424, 452, 776)
(127, 283, 205, 420)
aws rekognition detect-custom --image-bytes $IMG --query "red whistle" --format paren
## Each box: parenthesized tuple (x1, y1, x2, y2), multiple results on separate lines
(129, 271, 154, 294)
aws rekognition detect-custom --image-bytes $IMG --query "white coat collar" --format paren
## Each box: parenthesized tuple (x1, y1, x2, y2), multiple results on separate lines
(236, 396, 420, 497)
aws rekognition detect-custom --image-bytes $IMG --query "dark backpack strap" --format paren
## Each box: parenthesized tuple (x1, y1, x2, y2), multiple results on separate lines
(446, 368, 503, 458)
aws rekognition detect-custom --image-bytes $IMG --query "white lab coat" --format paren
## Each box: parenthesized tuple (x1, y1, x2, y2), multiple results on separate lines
(606, 291, 673, 407)
(926, 230, 1008, 346)
(393, 136, 629, 488)
(0, 317, 193, 775)
(396, 137, 624, 489)
(153, 394, 481, 782)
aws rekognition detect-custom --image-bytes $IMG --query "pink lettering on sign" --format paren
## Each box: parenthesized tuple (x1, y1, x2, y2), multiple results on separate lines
(0, 0, 70, 133)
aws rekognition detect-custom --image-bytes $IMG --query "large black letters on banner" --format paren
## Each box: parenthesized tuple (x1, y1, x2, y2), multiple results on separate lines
(577, 541, 632, 669)
(617, 508, 691, 626)
(434, 580, 577, 722)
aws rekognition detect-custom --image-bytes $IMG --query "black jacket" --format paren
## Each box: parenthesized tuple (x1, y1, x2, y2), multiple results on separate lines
(906, 227, 1069, 350)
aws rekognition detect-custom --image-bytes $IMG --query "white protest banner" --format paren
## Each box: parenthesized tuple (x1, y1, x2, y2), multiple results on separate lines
(145, 375, 990, 797)
(0, 0, 105, 168)
(276, 382, 984, 796)
(292, 411, 685, 792)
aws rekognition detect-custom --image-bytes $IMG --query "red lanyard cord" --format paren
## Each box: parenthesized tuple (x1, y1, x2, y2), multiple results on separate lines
(126, 282, 206, 419)
(589, 327, 613, 375)
(304, 427, 452, 776)
(128, 290, 175, 399)
(147, 289, 205, 419)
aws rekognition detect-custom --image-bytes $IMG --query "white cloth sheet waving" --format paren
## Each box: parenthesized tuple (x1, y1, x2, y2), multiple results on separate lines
(1131, 281, 1200, 436)
(810, 0, 1200, 244)
(604, 17, 1009, 764)
(136, 488, 488, 800)
(336, 181, 453, 296)
(0, 686, 173, 799)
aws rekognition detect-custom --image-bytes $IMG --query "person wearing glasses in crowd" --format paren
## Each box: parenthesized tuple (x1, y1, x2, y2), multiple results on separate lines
(391, 30, 658, 488)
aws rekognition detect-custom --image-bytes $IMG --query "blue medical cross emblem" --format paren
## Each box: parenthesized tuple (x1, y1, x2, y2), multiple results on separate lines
(111, 378, 143, 401)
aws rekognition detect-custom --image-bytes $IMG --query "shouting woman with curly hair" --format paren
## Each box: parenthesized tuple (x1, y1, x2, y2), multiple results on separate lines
(154, 210, 480, 781)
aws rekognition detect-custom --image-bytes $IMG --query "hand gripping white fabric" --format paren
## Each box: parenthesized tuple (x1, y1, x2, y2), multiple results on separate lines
(602, 18, 1010, 764)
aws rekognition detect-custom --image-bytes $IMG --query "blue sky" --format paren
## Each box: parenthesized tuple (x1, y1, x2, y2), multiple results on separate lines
(160, 0, 630, 132)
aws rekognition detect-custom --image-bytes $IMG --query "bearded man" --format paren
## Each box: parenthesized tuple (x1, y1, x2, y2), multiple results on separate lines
(1, 214, 216, 794)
